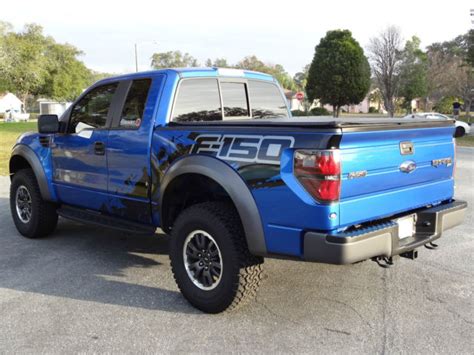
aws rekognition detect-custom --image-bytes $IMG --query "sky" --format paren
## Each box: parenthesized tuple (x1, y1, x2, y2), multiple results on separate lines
(1, 0, 473, 75)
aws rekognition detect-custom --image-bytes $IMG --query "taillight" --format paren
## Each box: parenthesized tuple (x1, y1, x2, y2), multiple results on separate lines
(294, 150, 341, 203)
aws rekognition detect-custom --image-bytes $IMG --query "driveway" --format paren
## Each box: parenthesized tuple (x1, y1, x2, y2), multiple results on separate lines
(0, 148, 472, 353)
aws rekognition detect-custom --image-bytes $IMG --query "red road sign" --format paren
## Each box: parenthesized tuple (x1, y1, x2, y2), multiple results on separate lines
(296, 92, 304, 101)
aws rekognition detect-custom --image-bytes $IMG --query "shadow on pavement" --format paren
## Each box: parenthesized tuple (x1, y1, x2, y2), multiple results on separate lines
(0, 197, 198, 314)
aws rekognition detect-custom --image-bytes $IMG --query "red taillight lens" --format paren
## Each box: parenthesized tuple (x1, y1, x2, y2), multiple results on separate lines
(294, 150, 341, 202)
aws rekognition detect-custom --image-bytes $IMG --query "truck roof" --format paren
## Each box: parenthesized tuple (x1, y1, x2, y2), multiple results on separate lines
(96, 67, 276, 85)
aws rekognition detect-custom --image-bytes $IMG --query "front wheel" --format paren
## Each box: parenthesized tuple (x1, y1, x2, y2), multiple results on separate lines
(169, 202, 264, 313)
(10, 169, 58, 238)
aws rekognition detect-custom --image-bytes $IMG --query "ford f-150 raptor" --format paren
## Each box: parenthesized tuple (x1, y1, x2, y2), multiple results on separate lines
(9, 68, 467, 313)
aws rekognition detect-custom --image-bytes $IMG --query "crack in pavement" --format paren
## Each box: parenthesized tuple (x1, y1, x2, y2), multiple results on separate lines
(324, 328, 351, 336)
(255, 297, 301, 326)
(319, 297, 374, 330)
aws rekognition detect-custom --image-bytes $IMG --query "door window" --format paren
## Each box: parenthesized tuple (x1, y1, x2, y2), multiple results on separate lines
(69, 83, 118, 133)
(119, 79, 152, 128)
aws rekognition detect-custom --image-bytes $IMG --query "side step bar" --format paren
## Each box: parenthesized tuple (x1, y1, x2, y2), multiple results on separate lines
(57, 205, 156, 235)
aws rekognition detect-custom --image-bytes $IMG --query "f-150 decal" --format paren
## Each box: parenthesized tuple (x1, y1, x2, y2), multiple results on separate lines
(191, 134, 295, 164)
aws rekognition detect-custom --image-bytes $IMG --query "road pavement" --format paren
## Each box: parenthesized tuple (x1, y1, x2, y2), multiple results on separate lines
(0, 148, 472, 353)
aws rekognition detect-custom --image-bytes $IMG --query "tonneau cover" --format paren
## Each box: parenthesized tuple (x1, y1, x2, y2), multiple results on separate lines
(169, 116, 454, 130)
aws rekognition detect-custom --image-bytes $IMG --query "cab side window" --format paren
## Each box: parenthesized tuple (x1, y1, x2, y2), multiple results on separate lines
(119, 79, 152, 128)
(172, 79, 222, 122)
(69, 83, 118, 133)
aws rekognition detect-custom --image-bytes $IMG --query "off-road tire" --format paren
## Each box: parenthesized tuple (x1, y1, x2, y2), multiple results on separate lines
(10, 169, 58, 238)
(169, 202, 264, 313)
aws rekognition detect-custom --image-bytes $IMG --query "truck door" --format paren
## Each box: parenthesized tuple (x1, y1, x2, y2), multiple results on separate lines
(51, 82, 121, 211)
(106, 76, 162, 224)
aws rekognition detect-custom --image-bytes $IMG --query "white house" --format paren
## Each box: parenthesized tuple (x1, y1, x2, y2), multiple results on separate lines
(0, 92, 23, 114)
(37, 99, 72, 116)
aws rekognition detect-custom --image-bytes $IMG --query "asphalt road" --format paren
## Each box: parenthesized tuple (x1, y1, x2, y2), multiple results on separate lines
(0, 148, 472, 353)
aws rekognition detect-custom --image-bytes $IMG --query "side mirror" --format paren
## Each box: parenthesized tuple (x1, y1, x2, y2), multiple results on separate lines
(38, 114, 59, 134)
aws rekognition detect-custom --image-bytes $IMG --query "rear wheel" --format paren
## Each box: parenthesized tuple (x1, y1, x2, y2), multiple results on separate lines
(10, 169, 58, 238)
(169, 202, 264, 313)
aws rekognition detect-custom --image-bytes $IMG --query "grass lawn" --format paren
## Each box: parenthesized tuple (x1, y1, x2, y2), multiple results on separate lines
(456, 134, 474, 147)
(0, 121, 37, 175)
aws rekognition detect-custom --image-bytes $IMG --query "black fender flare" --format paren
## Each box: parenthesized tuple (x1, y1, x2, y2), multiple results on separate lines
(10, 144, 52, 201)
(159, 155, 267, 256)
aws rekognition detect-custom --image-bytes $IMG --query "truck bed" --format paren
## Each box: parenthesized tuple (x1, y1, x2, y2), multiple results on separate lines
(168, 116, 456, 235)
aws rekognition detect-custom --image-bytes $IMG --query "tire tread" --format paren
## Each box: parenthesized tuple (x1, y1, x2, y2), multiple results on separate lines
(10, 169, 58, 238)
(170, 201, 263, 312)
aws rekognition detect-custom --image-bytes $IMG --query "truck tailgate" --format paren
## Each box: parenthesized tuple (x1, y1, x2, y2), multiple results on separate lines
(339, 125, 455, 227)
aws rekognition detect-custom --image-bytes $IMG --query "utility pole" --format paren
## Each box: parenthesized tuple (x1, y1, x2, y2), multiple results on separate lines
(134, 43, 138, 72)
(134, 41, 158, 73)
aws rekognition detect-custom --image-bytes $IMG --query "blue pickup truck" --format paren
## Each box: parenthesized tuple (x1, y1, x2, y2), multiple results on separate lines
(9, 68, 467, 313)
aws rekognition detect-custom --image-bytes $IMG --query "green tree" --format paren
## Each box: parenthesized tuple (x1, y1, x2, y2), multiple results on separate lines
(399, 36, 428, 113)
(205, 57, 231, 67)
(236, 55, 296, 90)
(0, 22, 94, 106)
(467, 29, 474, 67)
(426, 31, 473, 117)
(88, 70, 114, 83)
(151, 50, 199, 68)
(306, 30, 371, 117)
(41, 42, 92, 101)
(368, 88, 383, 113)
(433, 96, 462, 114)
(0, 23, 49, 108)
(0, 22, 12, 92)
(293, 64, 310, 91)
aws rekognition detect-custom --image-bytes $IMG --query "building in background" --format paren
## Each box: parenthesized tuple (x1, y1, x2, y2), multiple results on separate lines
(0, 92, 23, 114)
(37, 99, 72, 116)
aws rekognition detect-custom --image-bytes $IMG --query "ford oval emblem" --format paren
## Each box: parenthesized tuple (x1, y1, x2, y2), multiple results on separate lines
(400, 160, 417, 173)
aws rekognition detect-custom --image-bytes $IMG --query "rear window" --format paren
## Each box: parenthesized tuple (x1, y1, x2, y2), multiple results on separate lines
(220, 82, 249, 118)
(171, 78, 288, 123)
(248, 80, 288, 118)
(172, 79, 222, 122)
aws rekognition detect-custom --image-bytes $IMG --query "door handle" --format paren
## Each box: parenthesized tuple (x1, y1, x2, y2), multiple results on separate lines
(94, 141, 106, 155)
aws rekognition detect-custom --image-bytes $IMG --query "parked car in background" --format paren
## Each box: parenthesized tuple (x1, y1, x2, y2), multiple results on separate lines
(403, 112, 470, 137)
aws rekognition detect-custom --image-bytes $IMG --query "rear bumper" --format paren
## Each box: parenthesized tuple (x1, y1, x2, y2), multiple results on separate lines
(303, 200, 467, 264)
